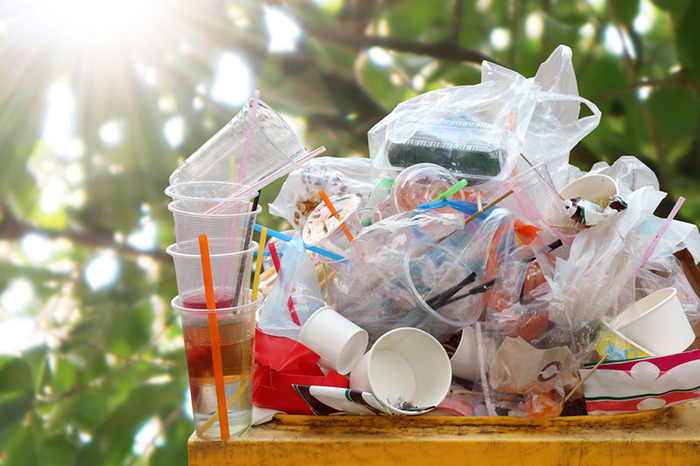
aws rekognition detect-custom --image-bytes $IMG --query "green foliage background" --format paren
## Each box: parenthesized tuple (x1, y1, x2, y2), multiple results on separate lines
(1, 0, 700, 464)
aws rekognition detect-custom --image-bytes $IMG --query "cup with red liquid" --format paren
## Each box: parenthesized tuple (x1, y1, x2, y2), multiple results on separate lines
(166, 240, 258, 308)
(172, 294, 259, 439)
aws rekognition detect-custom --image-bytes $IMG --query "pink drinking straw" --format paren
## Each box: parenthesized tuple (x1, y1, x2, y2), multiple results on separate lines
(216, 90, 261, 302)
(640, 196, 685, 268)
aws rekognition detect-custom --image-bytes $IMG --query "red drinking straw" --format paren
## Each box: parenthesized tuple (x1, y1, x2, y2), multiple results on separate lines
(268, 242, 300, 326)
(198, 234, 230, 440)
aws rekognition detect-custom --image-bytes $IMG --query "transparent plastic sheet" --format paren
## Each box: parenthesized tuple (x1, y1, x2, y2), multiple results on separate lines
(367, 76, 538, 186)
(473, 322, 582, 418)
(329, 209, 511, 342)
(269, 157, 382, 231)
(256, 233, 323, 339)
(481, 45, 602, 188)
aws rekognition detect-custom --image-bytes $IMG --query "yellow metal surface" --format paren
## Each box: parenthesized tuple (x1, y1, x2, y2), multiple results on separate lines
(188, 400, 700, 466)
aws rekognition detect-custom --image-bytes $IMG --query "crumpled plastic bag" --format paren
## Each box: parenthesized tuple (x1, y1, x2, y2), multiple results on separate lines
(256, 233, 323, 339)
(269, 156, 382, 231)
(482, 45, 602, 188)
(367, 73, 538, 185)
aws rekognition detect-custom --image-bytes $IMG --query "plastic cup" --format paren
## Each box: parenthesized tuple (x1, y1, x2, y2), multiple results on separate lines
(168, 201, 261, 253)
(593, 323, 655, 361)
(169, 98, 307, 201)
(166, 240, 257, 308)
(302, 194, 381, 261)
(559, 174, 618, 206)
(297, 306, 369, 375)
(349, 328, 452, 415)
(172, 294, 259, 440)
(609, 288, 695, 356)
(165, 182, 258, 214)
(391, 163, 465, 213)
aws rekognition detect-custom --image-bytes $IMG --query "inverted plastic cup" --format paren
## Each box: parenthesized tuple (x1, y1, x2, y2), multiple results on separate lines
(559, 174, 617, 206)
(167, 240, 257, 308)
(297, 306, 368, 375)
(169, 201, 261, 252)
(172, 294, 259, 440)
(349, 327, 451, 415)
(165, 182, 258, 214)
(593, 323, 655, 361)
(302, 194, 381, 261)
(610, 288, 695, 356)
(391, 163, 466, 213)
(169, 98, 307, 201)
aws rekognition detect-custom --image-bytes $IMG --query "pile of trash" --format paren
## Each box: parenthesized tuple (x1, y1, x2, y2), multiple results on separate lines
(169, 45, 700, 424)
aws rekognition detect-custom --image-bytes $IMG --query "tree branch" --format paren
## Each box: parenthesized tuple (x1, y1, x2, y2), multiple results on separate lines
(449, 0, 465, 46)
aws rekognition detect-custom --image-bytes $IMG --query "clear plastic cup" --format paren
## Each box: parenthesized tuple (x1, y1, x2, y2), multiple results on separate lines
(391, 163, 465, 213)
(166, 240, 257, 308)
(165, 182, 258, 215)
(169, 98, 307, 201)
(168, 201, 261, 253)
(172, 294, 259, 440)
(301, 194, 381, 261)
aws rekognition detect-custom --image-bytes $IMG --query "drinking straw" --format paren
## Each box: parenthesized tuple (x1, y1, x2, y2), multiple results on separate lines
(476, 191, 483, 213)
(640, 196, 685, 268)
(251, 227, 268, 302)
(425, 272, 477, 309)
(268, 242, 301, 326)
(197, 373, 253, 435)
(319, 189, 354, 242)
(563, 354, 609, 404)
(198, 234, 230, 440)
(442, 278, 497, 307)
(431, 179, 468, 203)
(253, 224, 348, 263)
(463, 189, 514, 226)
(232, 193, 261, 306)
(504, 183, 572, 246)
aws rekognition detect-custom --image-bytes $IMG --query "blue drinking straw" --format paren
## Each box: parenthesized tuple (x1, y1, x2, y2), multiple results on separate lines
(253, 224, 348, 263)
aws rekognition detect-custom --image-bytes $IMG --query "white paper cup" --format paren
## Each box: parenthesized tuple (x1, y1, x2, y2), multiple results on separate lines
(450, 327, 479, 382)
(559, 174, 617, 205)
(610, 288, 695, 356)
(349, 328, 452, 415)
(297, 306, 368, 375)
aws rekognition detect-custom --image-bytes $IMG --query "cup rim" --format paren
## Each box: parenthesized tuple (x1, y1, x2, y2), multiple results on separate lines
(598, 322, 656, 357)
(166, 240, 258, 259)
(302, 194, 363, 247)
(168, 201, 262, 218)
(391, 162, 464, 213)
(612, 288, 678, 329)
(165, 181, 259, 203)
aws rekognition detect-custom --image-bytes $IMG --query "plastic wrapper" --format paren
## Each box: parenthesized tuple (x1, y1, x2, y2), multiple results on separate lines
(269, 157, 381, 231)
(367, 74, 538, 185)
(329, 207, 513, 342)
(256, 233, 324, 339)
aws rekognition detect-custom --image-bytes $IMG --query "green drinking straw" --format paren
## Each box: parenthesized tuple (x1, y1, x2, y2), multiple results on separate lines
(431, 179, 468, 202)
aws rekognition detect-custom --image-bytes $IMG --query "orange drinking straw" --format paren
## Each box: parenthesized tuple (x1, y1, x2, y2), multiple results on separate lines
(319, 189, 354, 242)
(268, 242, 300, 326)
(198, 234, 230, 441)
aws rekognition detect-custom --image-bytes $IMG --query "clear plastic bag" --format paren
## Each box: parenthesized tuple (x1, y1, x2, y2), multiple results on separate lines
(330, 206, 513, 342)
(256, 233, 324, 339)
(367, 76, 538, 186)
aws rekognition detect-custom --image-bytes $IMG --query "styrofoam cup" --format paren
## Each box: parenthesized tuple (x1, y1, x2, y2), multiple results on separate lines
(559, 174, 617, 205)
(296, 306, 368, 375)
(450, 327, 479, 382)
(349, 328, 452, 415)
(610, 288, 695, 356)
